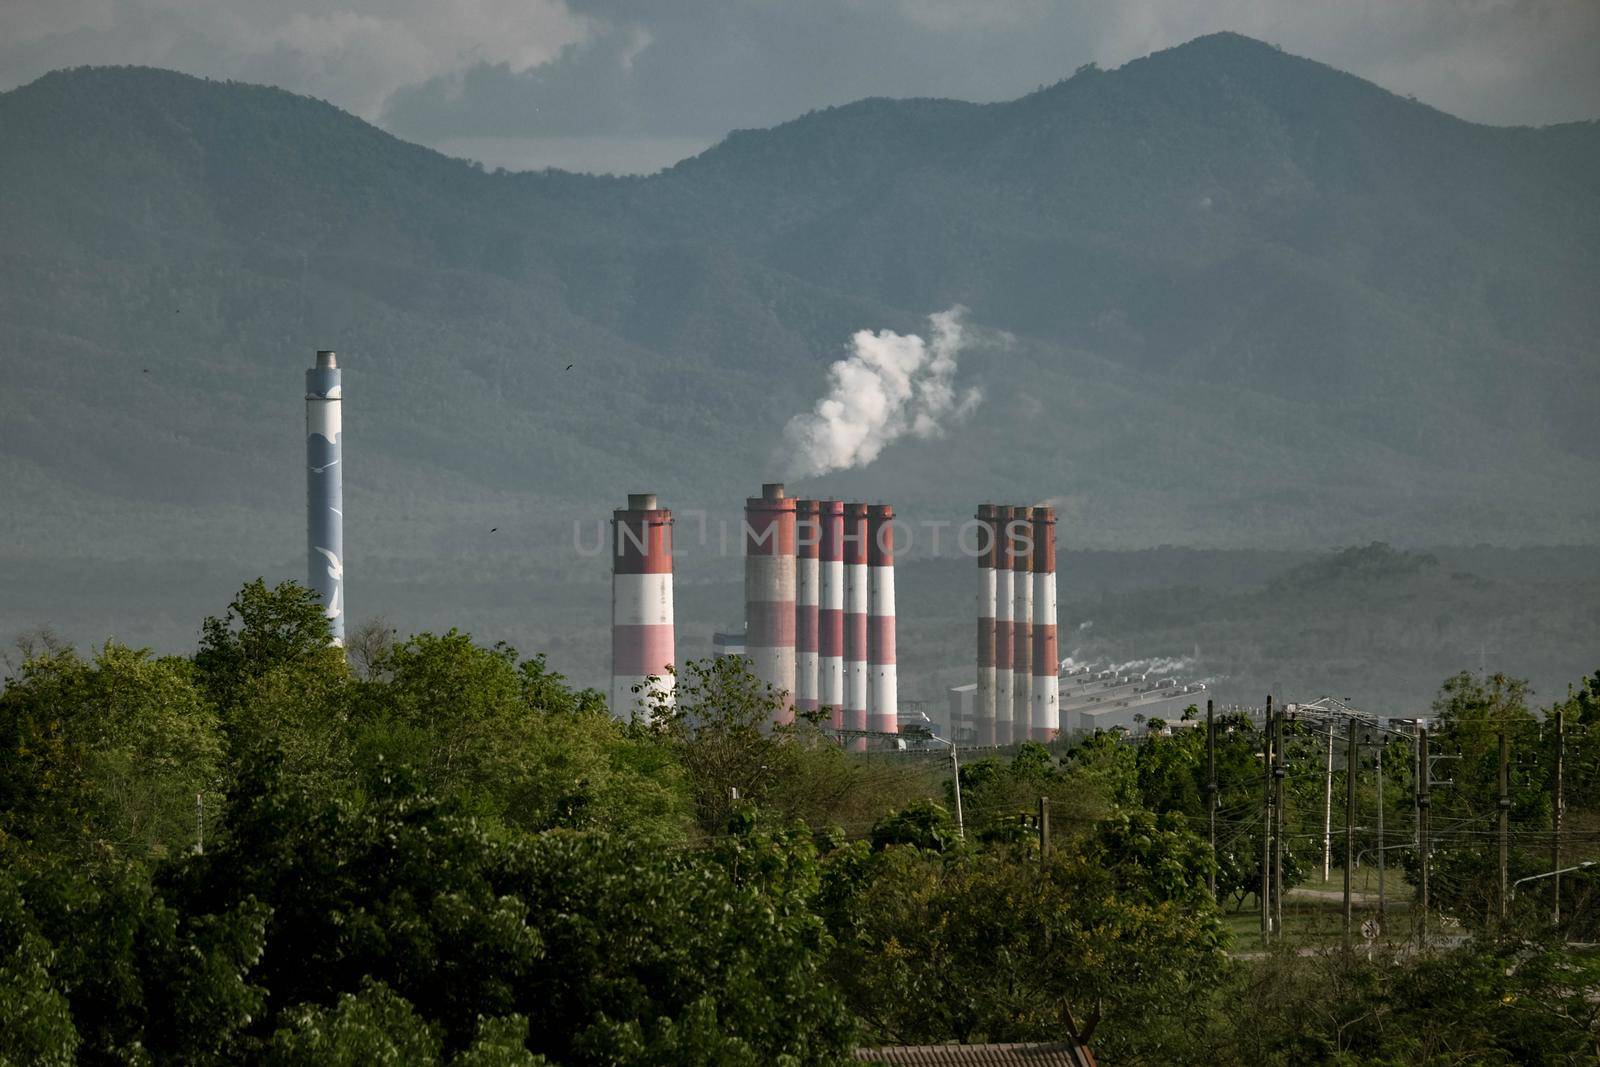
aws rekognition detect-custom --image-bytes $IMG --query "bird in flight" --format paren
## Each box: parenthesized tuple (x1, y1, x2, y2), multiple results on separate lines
(565, 364, 574, 371)
(490, 527, 498, 533)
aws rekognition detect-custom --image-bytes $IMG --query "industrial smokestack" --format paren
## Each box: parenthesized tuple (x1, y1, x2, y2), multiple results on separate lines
(795, 499, 821, 714)
(306, 350, 345, 645)
(611, 493, 675, 720)
(1031, 505, 1059, 741)
(745, 483, 797, 723)
(844, 501, 870, 749)
(818, 500, 846, 727)
(1011, 506, 1034, 747)
(975, 503, 998, 747)
(867, 503, 897, 735)
(993, 505, 1015, 746)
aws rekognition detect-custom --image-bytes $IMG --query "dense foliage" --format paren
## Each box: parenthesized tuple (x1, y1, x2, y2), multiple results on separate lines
(3, 579, 1600, 1063)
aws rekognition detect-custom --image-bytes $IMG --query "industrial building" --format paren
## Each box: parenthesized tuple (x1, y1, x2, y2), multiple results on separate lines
(1061, 668, 1209, 735)
(947, 666, 1207, 745)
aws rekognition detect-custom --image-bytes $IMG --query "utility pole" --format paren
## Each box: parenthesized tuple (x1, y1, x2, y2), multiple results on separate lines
(1344, 718, 1357, 950)
(949, 741, 965, 840)
(1376, 719, 1386, 922)
(1038, 796, 1051, 860)
(1206, 699, 1217, 899)
(1498, 729, 1510, 924)
(1261, 696, 1274, 944)
(1553, 708, 1565, 925)
(1323, 719, 1334, 883)
(1417, 721, 1430, 943)
(1273, 707, 1285, 938)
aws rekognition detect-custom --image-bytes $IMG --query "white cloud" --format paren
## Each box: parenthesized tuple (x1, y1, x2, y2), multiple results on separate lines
(3, 0, 1595, 146)
(0, 0, 593, 119)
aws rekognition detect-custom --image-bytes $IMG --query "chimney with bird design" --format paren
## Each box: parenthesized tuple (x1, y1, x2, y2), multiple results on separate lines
(306, 351, 345, 645)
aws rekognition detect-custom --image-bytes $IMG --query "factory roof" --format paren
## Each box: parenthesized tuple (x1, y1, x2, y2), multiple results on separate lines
(853, 1041, 1096, 1066)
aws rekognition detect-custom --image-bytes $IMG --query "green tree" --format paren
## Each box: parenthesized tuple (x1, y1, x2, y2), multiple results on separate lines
(157, 751, 853, 1064)
(193, 579, 345, 711)
(264, 979, 544, 1066)
(958, 739, 1127, 844)
(265, 980, 445, 1065)
(1208, 938, 1600, 1063)
(647, 657, 789, 835)
(19, 863, 267, 1065)
(648, 657, 920, 838)
(821, 813, 1226, 1059)
(869, 799, 961, 853)
(1401, 672, 1546, 930)
(0, 643, 221, 869)
(351, 630, 687, 836)
(0, 874, 78, 1066)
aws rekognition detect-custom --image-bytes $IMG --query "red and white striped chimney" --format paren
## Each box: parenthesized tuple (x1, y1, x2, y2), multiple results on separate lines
(993, 505, 1015, 746)
(818, 500, 846, 727)
(1031, 505, 1059, 741)
(745, 483, 797, 724)
(975, 503, 998, 747)
(867, 503, 897, 736)
(844, 501, 870, 748)
(611, 493, 674, 720)
(1011, 506, 1034, 746)
(795, 499, 821, 715)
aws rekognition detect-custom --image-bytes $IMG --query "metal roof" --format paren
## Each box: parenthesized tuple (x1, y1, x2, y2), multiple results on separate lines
(853, 1041, 1096, 1066)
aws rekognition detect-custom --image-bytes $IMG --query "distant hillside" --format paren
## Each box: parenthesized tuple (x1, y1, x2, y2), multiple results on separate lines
(1, 34, 1598, 664)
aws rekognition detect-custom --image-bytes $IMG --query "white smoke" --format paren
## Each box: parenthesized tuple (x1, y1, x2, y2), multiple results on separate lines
(782, 306, 982, 478)
(1106, 655, 1198, 676)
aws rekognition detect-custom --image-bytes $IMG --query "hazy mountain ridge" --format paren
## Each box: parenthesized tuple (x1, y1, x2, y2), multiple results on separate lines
(2, 34, 1598, 669)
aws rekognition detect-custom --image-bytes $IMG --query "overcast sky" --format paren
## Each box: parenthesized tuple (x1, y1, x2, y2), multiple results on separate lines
(4, 0, 1597, 173)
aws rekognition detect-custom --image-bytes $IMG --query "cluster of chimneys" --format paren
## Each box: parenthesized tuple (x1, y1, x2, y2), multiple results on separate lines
(611, 484, 898, 743)
(302, 353, 1055, 747)
(975, 504, 1059, 744)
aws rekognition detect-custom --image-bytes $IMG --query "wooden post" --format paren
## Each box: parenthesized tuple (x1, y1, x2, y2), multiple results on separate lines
(1376, 725, 1386, 922)
(1273, 707, 1285, 938)
(1323, 720, 1334, 883)
(1344, 719, 1357, 950)
(1417, 722, 1430, 942)
(1261, 696, 1274, 944)
(1498, 729, 1510, 924)
(1554, 708, 1565, 925)
(1207, 699, 1217, 899)
(1038, 796, 1051, 860)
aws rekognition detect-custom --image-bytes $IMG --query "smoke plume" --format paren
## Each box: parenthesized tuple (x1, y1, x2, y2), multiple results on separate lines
(782, 306, 981, 478)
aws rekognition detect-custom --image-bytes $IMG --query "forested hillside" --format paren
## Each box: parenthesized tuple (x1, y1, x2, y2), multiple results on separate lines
(2, 33, 1597, 673)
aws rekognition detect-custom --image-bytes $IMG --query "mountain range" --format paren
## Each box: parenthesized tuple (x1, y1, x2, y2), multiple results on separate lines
(2, 32, 1597, 681)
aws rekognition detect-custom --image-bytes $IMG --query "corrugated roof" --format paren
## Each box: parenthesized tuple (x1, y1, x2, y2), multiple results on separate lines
(852, 1041, 1096, 1066)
